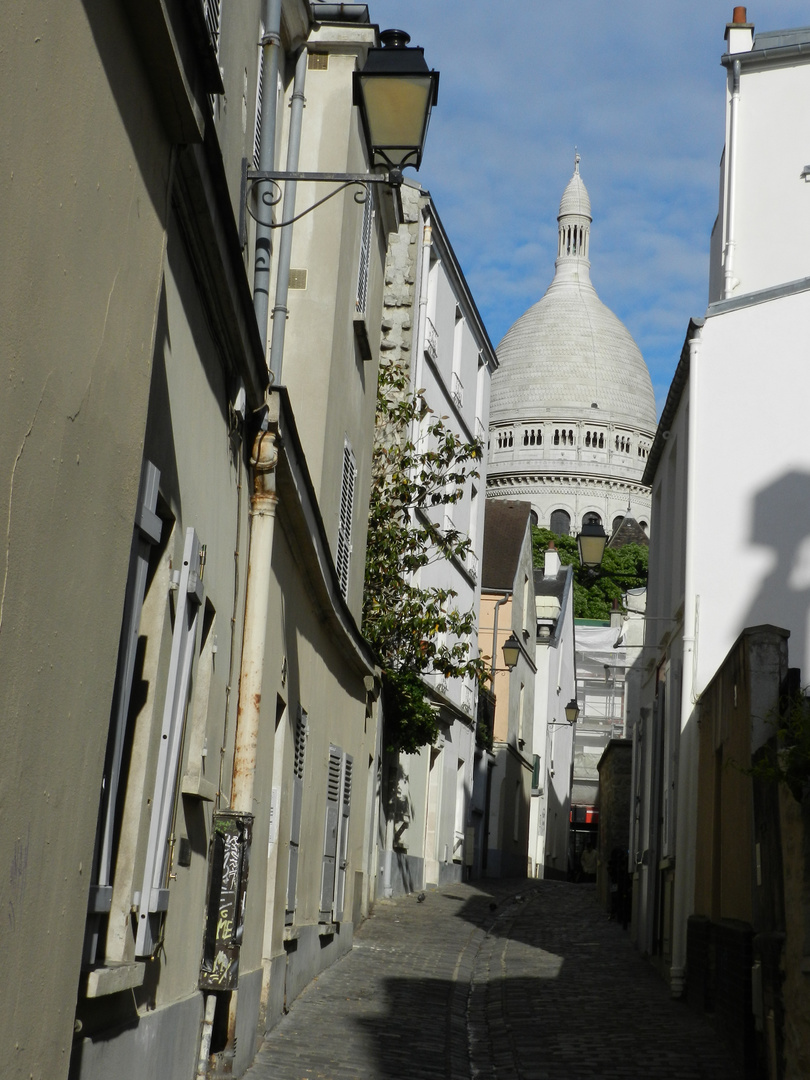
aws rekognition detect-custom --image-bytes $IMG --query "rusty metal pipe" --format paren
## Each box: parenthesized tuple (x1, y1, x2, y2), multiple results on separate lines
(231, 428, 278, 813)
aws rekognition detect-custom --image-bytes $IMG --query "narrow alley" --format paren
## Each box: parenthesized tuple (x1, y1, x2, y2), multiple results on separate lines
(244, 881, 741, 1080)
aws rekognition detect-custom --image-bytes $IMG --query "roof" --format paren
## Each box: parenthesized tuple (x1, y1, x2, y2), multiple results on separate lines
(753, 27, 810, 51)
(481, 500, 531, 590)
(608, 515, 649, 548)
(642, 317, 703, 485)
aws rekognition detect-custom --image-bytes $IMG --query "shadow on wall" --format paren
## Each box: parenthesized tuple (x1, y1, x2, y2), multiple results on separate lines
(744, 471, 810, 673)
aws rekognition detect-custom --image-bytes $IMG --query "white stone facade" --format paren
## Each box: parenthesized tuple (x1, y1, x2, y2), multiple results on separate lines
(487, 159, 656, 537)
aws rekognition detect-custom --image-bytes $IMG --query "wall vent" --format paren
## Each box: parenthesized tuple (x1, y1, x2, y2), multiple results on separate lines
(289, 268, 308, 290)
(308, 52, 329, 70)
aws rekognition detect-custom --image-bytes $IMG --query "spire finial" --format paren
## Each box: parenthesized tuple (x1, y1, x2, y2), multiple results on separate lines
(574, 149, 580, 174)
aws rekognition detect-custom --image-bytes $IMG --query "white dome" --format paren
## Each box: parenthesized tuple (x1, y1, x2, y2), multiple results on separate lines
(490, 159, 655, 433)
(486, 158, 655, 537)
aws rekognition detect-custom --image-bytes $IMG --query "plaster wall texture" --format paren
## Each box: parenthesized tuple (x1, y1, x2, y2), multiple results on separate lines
(0, 5, 173, 1076)
(687, 292, 810, 689)
(713, 60, 810, 304)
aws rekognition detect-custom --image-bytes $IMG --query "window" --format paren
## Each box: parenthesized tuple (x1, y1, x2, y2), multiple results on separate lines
(582, 512, 602, 528)
(612, 515, 625, 534)
(336, 441, 356, 600)
(549, 509, 570, 536)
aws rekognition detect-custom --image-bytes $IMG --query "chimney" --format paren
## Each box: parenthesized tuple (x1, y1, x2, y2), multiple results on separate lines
(544, 541, 561, 579)
(725, 6, 754, 54)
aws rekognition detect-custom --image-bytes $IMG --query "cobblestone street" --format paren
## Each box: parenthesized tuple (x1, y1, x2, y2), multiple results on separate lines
(244, 881, 741, 1080)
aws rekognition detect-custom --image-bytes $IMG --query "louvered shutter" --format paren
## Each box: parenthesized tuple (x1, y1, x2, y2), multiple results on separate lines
(335, 442, 356, 600)
(86, 461, 162, 961)
(253, 29, 264, 169)
(285, 707, 307, 923)
(355, 188, 375, 315)
(333, 753, 353, 922)
(134, 527, 204, 956)
(319, 747, 342, 919)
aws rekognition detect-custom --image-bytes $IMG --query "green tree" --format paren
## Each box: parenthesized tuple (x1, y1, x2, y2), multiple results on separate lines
(363, 358, 486, 753)
(531, 527, 648, 620)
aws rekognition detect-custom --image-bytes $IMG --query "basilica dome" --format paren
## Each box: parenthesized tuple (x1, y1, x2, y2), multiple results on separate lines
(486, 158, 656, 536)
(491, 162, 655, 432)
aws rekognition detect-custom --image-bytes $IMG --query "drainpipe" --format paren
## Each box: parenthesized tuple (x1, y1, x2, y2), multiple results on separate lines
(723, 59, 741, 299)
(490, 592, 512, 686)
(253, 0, 283, 354)
(670, 320, 703, 998)
(231, 428, 279, 812)
(269, 48, 308, 383)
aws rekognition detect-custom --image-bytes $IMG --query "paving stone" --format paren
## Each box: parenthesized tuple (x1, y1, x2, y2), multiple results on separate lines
(242, 880, 741, 1080)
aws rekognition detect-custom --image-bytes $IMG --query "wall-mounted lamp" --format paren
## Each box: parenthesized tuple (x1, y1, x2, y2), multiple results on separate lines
(501, 632, 521, 671)
(549, 698, 580, 729)
(246, 29, 439, 228)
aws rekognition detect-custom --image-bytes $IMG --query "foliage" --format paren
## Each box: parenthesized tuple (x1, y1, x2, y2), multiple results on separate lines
(747, 691, 810, 803)
(531, 527, 649, 620)
(363, 358, 486, 753)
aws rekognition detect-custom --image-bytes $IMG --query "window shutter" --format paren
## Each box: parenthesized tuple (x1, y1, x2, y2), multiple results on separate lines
(285, 707, 307, 923)
(134, 527, 204, 956)
(253, 29, 265, 169)
(335, 442, 356, 600)
(333, 753, 353, 922)
(86, 461, 162, 961)
(355, 188, 375, 315)
(319, 746, 342, 919)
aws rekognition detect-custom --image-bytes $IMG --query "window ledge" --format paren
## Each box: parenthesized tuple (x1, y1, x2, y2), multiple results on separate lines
(86, 961, 146, 998)
(318, 922, 336, 937)
(181, 772, 217, 801)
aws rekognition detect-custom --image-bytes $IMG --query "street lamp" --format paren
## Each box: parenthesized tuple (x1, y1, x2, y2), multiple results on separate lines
(549, 698, 580, 729)
(247, 29, 439, 228)
(501, 633, 521, 671)
(564, 698, 580, 724)
(353, 29, 440, 181)
(577, 521, 608, 570)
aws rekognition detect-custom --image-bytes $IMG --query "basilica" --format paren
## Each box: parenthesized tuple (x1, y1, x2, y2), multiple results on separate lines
(487, 157, 656, 537)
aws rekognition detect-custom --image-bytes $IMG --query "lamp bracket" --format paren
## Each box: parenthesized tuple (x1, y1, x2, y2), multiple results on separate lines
(246, 168, 399, 230)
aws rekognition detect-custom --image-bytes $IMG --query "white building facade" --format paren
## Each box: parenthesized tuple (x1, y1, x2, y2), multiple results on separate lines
(487, 159, 656, 538)
(376, 183, 498, 895)
(633, 11, 810, 995)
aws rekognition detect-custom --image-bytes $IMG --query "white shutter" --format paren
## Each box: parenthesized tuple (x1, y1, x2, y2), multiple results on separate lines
(333, 752, 353, 922)
(335, 442, 356, 600)
(285, 707, 307, 923)
(319, 746, 342, 919)
(134, 527, 204, 956)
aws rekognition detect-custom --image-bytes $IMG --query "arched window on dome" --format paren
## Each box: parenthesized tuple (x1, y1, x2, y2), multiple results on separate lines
(529, 510, 539, 527)
(550, 509, 570, 536)
(585, 432, 591, 447)
(582, 512, 602, 528)
(598, 433, 604, 448)
(569, 429, 574, 444)
(554, 429, 560, 446)
(612, 515, 624, 535)
(639, 520, 648, 533)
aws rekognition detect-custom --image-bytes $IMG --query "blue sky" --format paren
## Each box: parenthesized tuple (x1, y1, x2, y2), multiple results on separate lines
(365, 2, 810, 412)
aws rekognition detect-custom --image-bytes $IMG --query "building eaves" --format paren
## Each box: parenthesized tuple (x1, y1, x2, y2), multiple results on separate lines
(706, 274, 810, 317)
(642, 317, 704, 486)
(722, 28, 810, 68)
